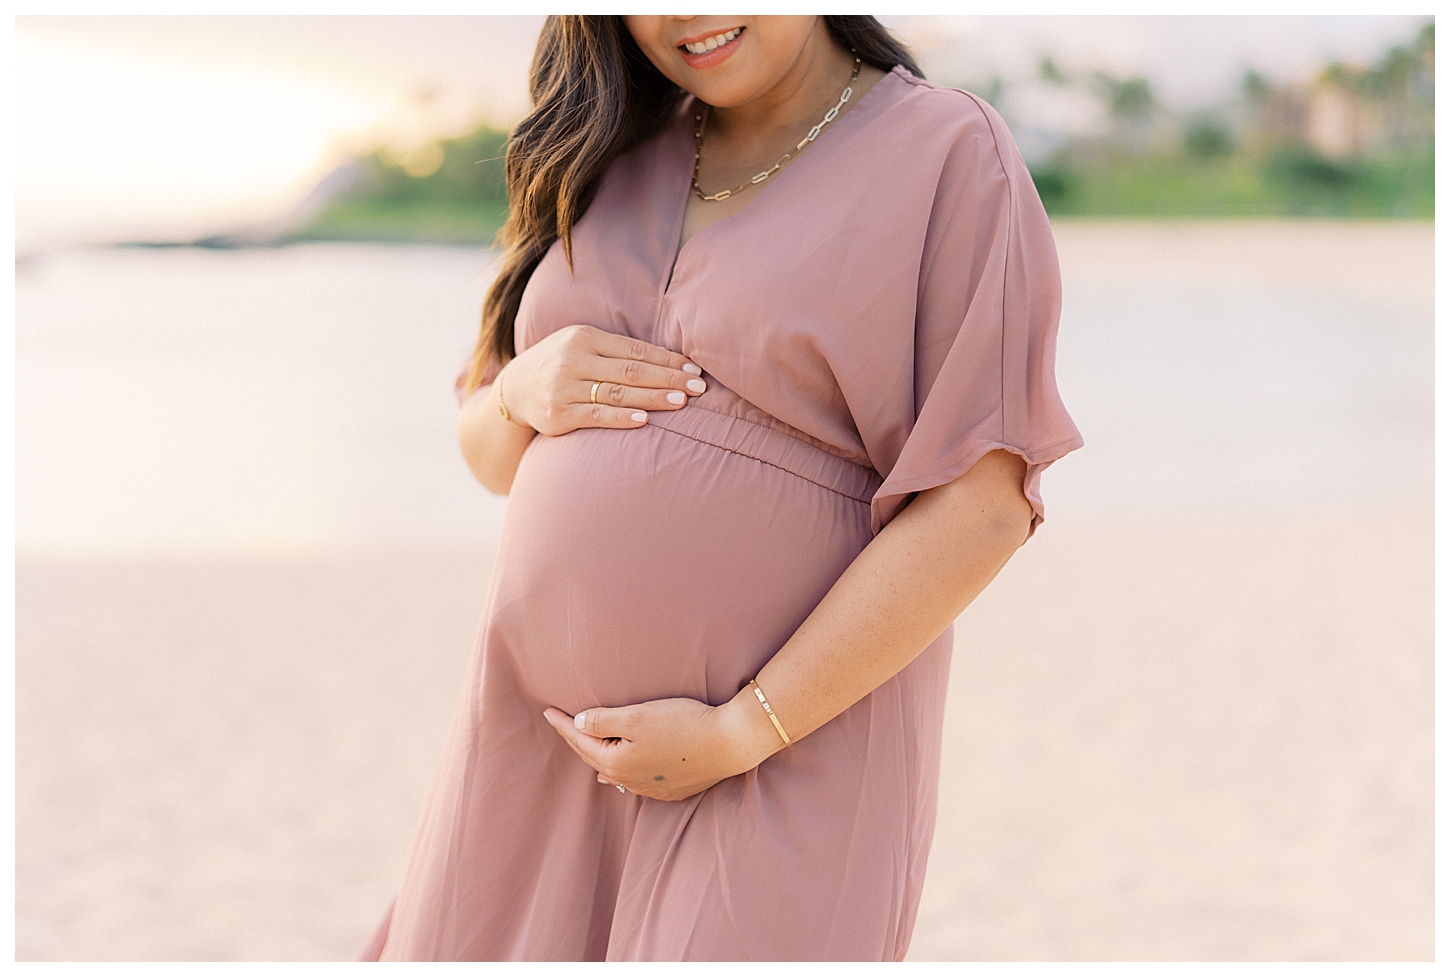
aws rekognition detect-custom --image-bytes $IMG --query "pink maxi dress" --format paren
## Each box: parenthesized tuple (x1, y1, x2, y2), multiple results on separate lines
(361, 64, 1083, 962)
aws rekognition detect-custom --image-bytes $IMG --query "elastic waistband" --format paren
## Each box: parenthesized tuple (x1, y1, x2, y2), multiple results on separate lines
(646, 403, 882, 505)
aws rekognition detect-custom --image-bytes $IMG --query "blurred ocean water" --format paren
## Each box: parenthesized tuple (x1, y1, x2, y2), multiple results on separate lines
(14, 222, 1432, 556)
(16, 243, 506, 555)
(1049, 220, 1432, 519)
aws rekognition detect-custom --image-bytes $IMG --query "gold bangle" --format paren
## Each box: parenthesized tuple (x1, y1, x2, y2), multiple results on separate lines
(749, 679, 793, 750)
(496, 365, 529, 428)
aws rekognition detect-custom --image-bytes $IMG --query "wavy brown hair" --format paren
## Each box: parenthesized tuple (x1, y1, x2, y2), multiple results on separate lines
(465, 16, 923, 392)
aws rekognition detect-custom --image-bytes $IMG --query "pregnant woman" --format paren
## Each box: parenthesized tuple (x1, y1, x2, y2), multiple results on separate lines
(362, 14, 1082, 961)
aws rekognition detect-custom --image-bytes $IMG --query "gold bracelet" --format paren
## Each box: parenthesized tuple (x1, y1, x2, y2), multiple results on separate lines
(496, 364, 530, 428)
(749, 679, 793, 750)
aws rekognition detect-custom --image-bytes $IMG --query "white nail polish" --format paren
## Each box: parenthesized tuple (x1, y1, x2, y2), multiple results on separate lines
(631, 411, 648, 422)
(667, 391, 686, 405)
(683, 362, 702, 376)
(686, 378, 706, 394)
(574, 712, 587, 729)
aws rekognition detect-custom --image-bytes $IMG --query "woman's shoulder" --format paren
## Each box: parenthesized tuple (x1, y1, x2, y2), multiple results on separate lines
(869, 65, 1027, 196)
(879, 65, 1013, 150)
(589, 100, 693, 202)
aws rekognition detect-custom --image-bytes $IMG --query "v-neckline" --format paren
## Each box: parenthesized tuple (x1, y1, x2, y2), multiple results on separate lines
(660, 106, 786, 295)
(660, 65, 902, 295)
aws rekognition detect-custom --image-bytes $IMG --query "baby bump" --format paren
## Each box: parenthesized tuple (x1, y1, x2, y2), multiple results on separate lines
(486, 404, 880, 713)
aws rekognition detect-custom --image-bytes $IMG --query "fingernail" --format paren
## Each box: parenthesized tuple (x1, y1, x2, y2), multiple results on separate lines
(666, 391, 685, 405)
(683, 362, 702, 376)
(686, 378, 706, 394)
(631, 411, 647, 422)
(574, 712, 588, 729)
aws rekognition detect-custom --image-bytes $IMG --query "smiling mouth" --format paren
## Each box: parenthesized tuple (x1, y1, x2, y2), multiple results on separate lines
(678, 26, 744, 55)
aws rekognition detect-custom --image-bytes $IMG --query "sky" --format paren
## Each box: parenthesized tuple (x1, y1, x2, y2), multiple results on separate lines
(14, 14, 1433, 249)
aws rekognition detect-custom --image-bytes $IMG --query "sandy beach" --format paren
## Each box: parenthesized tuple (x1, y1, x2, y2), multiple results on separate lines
(15, 221, 1433, 960)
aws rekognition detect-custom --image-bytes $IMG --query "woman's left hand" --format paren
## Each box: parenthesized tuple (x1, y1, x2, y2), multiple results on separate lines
(542, 697, 758, 801)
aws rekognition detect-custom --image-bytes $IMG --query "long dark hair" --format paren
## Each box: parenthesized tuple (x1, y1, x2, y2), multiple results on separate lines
(465, 16, 923, 391)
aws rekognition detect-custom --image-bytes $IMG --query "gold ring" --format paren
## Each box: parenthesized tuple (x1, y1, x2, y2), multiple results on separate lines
(590, 380, 602, 404)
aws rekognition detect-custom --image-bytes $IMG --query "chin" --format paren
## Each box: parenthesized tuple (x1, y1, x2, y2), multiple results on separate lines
(681, 67, 771, 109)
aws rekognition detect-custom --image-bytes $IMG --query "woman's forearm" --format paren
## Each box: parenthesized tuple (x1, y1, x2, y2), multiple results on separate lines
(456, 328, 708, 495)
(457, 379, 537, 495)
(546, 448, 1035, 797)
(718, 447, 1035, 766)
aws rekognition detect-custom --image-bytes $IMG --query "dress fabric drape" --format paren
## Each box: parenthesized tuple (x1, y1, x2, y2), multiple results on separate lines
(360, 64, 1083, 962)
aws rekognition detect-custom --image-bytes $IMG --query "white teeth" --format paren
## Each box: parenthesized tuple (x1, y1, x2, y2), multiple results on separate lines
(684, 27, 740, 55)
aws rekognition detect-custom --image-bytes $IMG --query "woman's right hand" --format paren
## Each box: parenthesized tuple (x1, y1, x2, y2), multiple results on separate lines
(498, 324, 706, 436)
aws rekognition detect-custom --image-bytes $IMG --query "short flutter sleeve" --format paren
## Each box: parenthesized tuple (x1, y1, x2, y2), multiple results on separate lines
(453, 349, 506, 408)
(869, 92, 1083, 541)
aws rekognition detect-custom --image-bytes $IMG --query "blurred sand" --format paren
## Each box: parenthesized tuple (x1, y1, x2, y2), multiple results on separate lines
(15, 502, 1431, 961)
(911, 503, 1432, 961)
(14, 221, 1433, 960)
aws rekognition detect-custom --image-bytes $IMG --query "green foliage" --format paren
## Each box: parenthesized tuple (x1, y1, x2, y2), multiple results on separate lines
(1032, 147, 1433, 218)
(1039, 56, 1068, 85)
(374, 126, 508, 205)
(1184, 116, 1234, 160)
(286, 198, 509, 245)
(1028, 165, 1074, 208)
(1242, 69, 1271, 102)
(1358, 22, 1433, 99)
(1264, 145, 1358, 189)
(1093, 72, 1155, 120)
(293, 122, 512, 243)
(1029, 20, 1432, 219)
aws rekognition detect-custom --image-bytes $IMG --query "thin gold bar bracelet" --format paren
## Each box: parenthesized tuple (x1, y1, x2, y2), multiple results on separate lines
(750, 679, 793, 749)
(496, 365, 530, 428)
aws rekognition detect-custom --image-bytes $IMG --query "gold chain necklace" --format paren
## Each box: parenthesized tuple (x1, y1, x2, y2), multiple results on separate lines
(691, 50, 863, 202)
